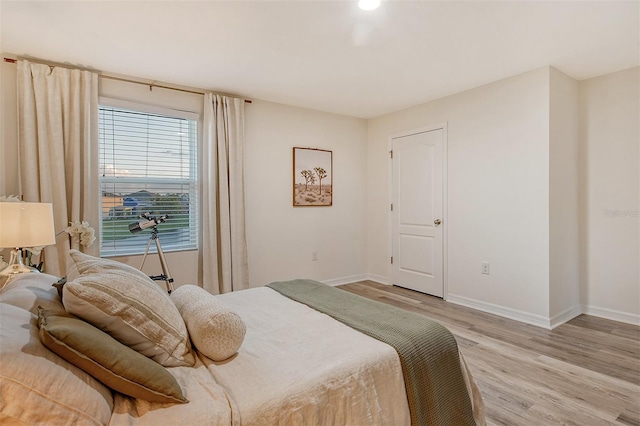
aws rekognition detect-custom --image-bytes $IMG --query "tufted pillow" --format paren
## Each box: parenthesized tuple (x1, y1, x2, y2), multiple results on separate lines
(62, 250, 195, 367)
(38, 307, 188, 404)
(171, 285, 246, 361)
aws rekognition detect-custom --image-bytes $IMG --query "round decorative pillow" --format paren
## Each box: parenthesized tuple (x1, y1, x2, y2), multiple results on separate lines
(171, 285, 246, 362)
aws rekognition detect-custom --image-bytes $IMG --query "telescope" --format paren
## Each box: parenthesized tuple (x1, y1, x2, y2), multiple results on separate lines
(128, 212, 174, 294)
(128, 213, 168, 234)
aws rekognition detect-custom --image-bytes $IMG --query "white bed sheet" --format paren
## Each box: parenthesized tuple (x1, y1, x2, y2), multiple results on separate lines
(109, 286, 484, 426)
(210, 287, 412, 426)
(108, 357, 238, 426)
(107, 287, 410, 426)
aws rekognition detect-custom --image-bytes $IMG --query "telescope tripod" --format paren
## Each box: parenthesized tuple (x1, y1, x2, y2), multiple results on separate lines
(139, 227, 174, 294)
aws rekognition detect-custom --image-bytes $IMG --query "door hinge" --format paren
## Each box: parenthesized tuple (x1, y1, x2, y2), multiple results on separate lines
(390, 203, 393, 211)
(389, 150, 393, 159)
(391, 256, 393, 264)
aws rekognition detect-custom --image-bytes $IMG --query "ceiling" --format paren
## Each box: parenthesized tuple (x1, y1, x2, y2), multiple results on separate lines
(1, 1, 638, 119)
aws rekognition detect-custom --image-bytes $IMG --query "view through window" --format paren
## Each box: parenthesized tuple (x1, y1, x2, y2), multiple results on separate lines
(98, 102, 198, 257)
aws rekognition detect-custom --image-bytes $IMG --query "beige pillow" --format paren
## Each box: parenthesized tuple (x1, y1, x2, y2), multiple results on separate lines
(0, 272, 65, 315)
(62, 250, 195, 367)
(171, 285, 246, 361)
(0, 303, 113, 425)
(38, 307, 188, 404)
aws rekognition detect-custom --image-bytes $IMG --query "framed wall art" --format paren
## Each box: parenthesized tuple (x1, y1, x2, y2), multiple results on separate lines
(293, 147, 333, 207)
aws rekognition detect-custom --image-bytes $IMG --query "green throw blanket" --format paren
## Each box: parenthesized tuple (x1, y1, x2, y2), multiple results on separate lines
(267, 279, 476, 426)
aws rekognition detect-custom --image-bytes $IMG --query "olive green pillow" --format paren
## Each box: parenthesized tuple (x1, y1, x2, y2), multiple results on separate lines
(37, 307, 188, 404)
(62, 250, 194, 367)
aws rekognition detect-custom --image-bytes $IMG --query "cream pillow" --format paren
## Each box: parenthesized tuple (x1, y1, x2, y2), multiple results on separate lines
(62, 250, 195, 367)
(0, 272, 65, 315)
(171, 285, 246, 361)
(0, 303, 113, 425)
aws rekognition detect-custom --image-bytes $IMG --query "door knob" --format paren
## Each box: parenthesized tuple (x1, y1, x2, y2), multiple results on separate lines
(434, 219, 441, 225)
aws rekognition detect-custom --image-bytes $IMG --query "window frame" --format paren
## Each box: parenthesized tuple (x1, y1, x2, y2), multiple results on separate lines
(98, 97, 199, 257)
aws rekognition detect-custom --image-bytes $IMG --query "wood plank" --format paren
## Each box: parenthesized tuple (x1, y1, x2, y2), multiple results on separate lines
(570, 315, 640, 341)
(617, 408, 640, 426)
(338, 281, 640, 426)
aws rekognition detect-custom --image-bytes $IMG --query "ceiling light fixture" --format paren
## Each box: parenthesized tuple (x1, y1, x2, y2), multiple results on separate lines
(358, 0, 380, 11)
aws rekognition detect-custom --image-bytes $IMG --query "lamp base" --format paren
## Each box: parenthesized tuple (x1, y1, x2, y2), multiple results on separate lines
(0, 249, 40, 276)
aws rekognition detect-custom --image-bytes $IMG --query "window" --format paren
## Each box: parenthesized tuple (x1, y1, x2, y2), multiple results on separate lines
(98, 99, 198, 257)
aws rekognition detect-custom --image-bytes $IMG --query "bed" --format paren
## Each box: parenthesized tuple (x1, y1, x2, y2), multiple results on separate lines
(0, 251, 485, 426)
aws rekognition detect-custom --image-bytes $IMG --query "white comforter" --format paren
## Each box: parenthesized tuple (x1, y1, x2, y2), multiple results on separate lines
(110, 287, 411, 425)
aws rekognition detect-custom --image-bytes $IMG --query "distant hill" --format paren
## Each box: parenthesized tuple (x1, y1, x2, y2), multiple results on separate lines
(126, 190, 153, 201)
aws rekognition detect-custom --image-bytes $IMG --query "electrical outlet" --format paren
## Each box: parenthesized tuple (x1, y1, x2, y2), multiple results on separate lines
(312, 250, 319, 261)
(481, 262, 490, 275)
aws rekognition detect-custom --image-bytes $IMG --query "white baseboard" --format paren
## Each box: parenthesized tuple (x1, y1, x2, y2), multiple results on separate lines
(447, 294, 640, 328)
(322, 274, 368, 287)
(322, 279, 640, 328)
(549, 305, 583, 329)
(446, 293, 553, 329)
(582, 304, 640, 326)
(365, 274, 390, 285)
(322, 274, 391, 287)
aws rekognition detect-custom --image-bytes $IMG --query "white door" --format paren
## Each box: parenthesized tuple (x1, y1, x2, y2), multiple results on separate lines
(391, 128, 444, 297)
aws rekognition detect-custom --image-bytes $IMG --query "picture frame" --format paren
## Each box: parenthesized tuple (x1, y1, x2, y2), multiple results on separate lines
(293, 147, 333, 207)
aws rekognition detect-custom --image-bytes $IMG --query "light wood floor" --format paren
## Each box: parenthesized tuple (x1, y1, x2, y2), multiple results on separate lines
(339, 281, 640, 426)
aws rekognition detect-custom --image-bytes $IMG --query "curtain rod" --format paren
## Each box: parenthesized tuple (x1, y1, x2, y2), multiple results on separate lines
(4, 57, 252, 103)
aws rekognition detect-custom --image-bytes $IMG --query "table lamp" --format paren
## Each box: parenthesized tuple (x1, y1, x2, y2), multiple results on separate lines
(0, 202, 56, 275)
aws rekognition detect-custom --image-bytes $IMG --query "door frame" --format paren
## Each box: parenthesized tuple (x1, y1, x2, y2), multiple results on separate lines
(387, 123, 449, 299)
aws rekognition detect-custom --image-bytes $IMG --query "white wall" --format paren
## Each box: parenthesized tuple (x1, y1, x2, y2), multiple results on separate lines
(101, 81, 368, 288)
(366, 67, 552, 324)
(549, 67, 580, 324)
(579, 66, 640, 323)
(2, 56, 637, 325)
(244, 100, 367, 287)
(0, 64, 368, 288)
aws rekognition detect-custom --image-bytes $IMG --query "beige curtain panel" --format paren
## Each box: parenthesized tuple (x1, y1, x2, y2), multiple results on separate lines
(17, 60, 100, 276)
(201, 93, 249, 294)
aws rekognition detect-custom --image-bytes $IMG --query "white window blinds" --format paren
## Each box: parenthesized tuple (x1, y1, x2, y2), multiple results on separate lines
(98, 101, 198, 257)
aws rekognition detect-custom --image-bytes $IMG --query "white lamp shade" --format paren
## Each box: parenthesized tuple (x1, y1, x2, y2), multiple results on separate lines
(0, 202, 56, 248)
